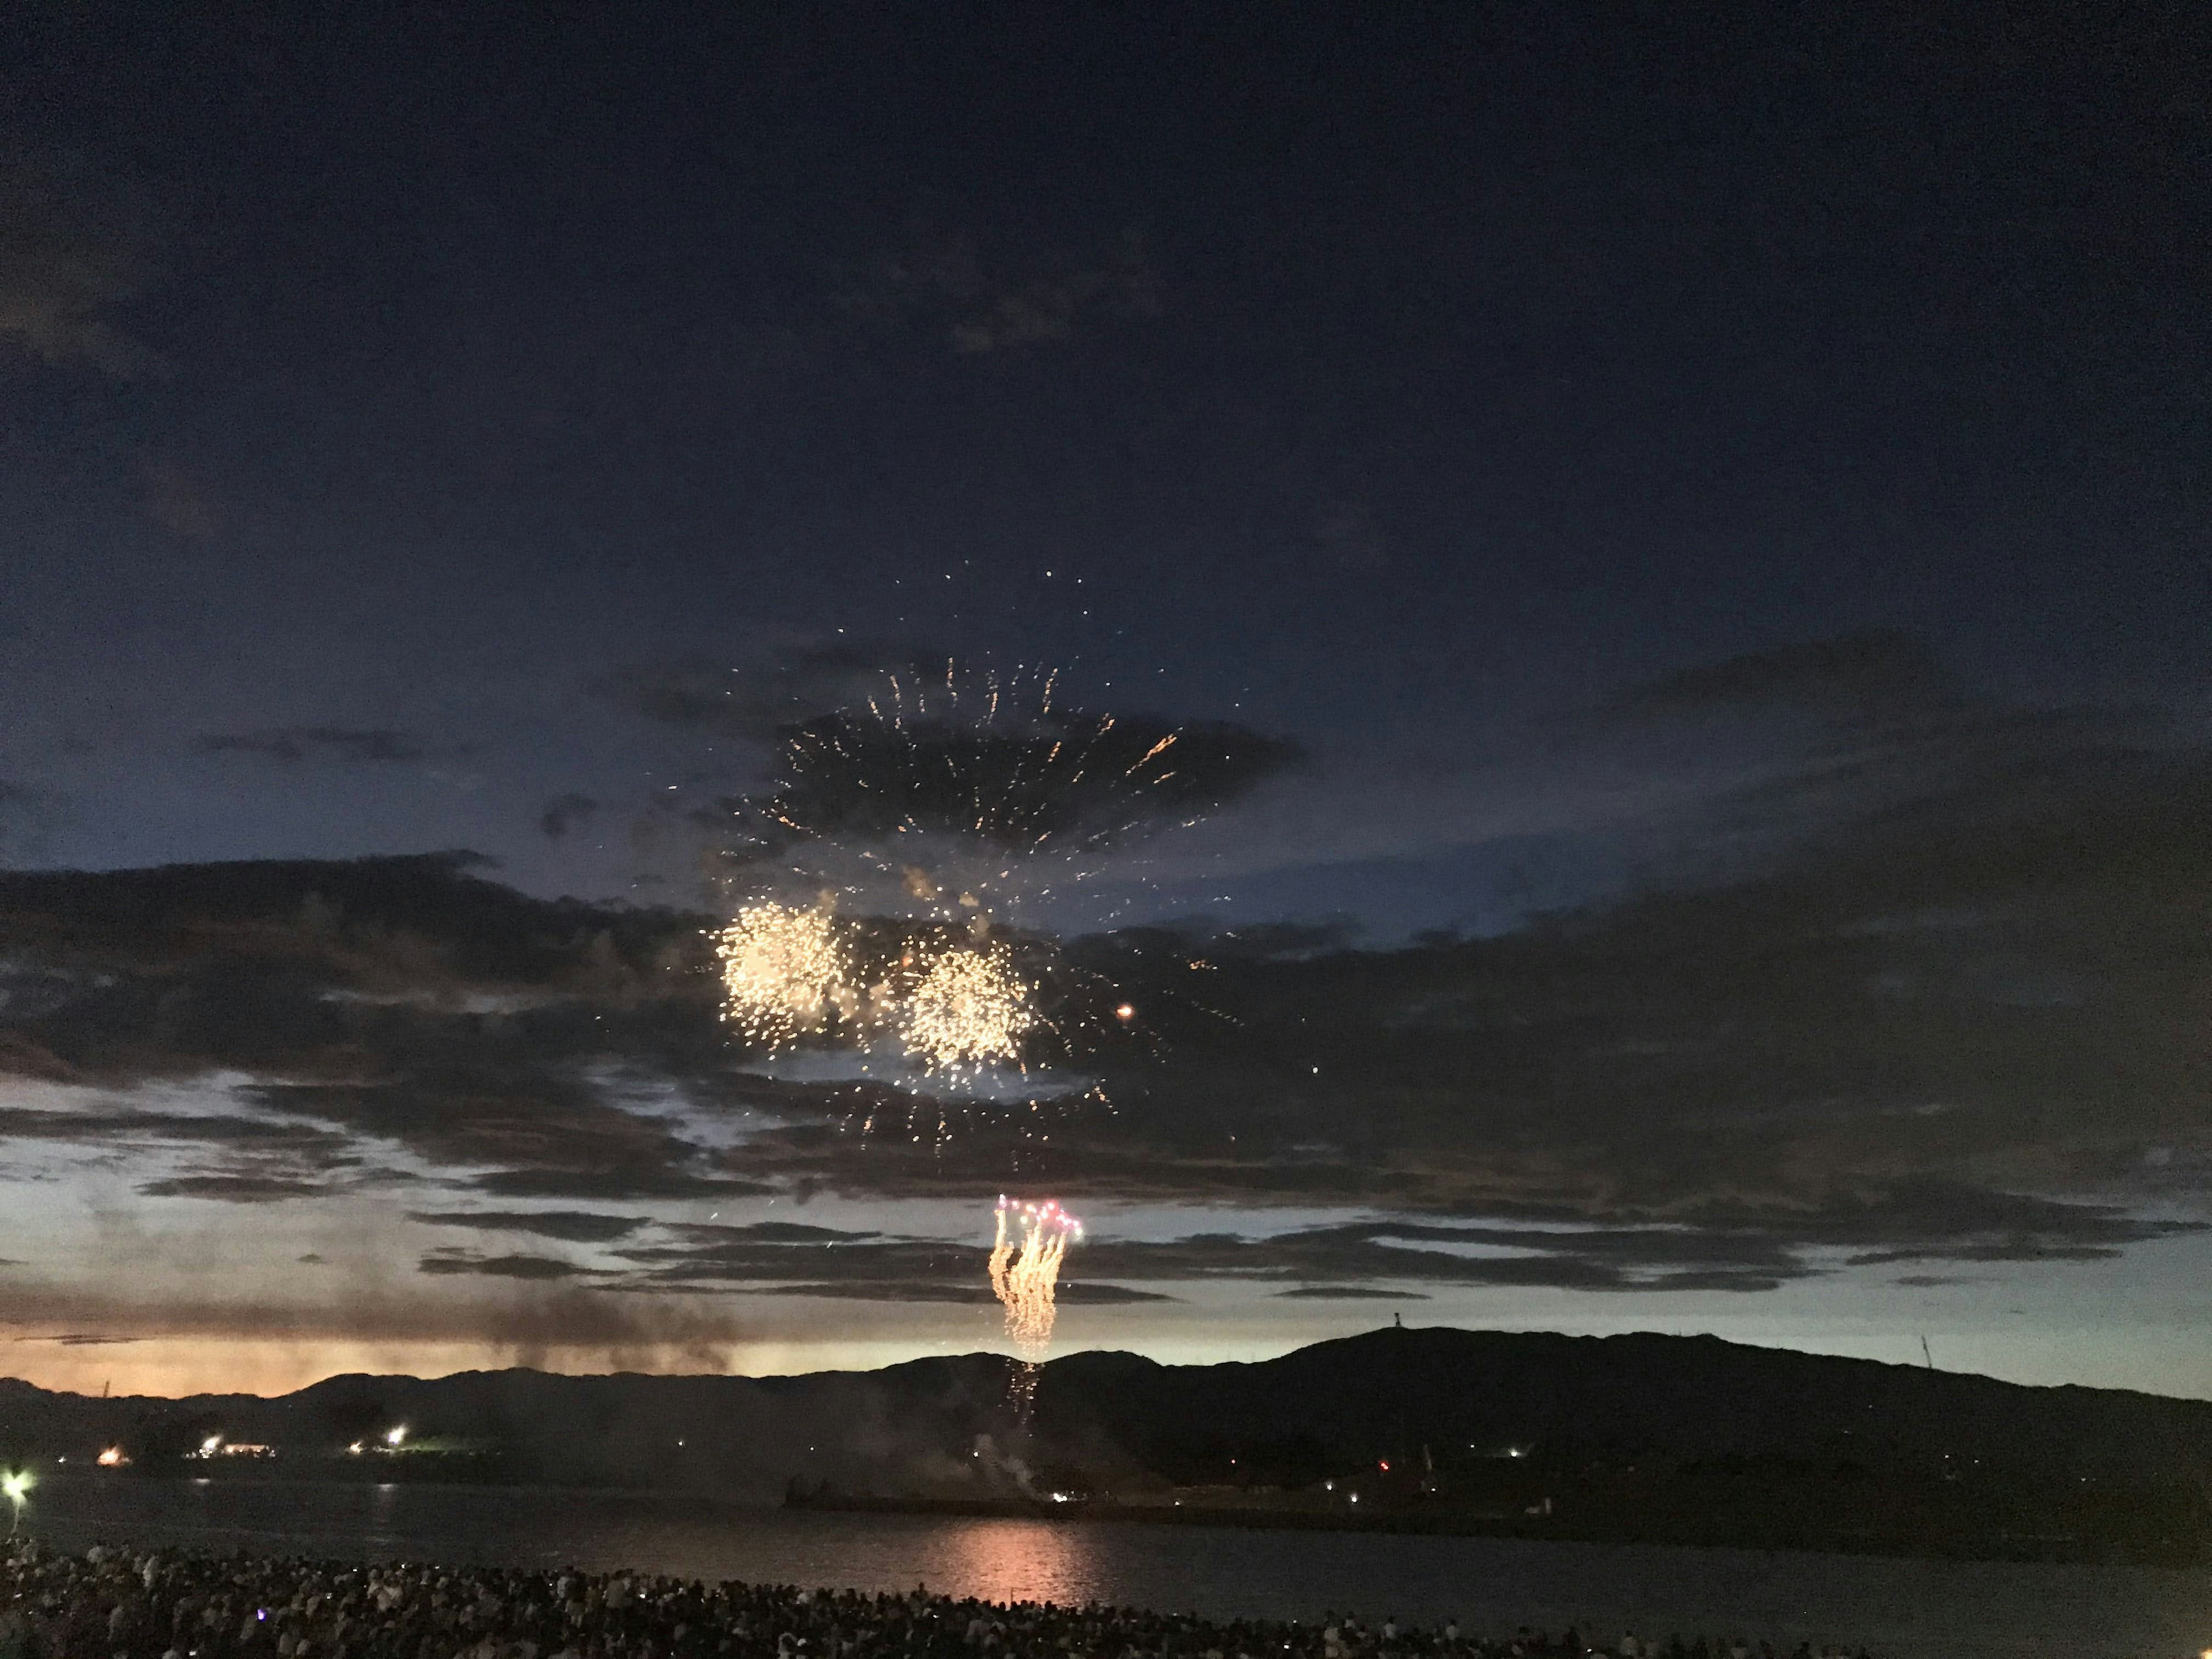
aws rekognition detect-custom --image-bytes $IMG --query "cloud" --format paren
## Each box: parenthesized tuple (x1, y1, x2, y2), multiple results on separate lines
(0, 1105, 353, 1163)
(135, 1173, 330, 1203)
(604, 1216, 1785, 1299)
(603, 643, 1301, 863)
(0, 1281, 754, 1373)
(1274, 1286, 1430, 1300)
(672, 1221, 880, 1244)
(842, 224, 1160, 355)
(408, 1210, 647, 1244)
(418, 1250, 595, 1281)
(3, 669, 2211, 1306)
(539, 793, 600, 839)
(755, 1280, 1174, 1304)
(242, 1071, 729, 1199)
(768, 709, 1300, 852)
(469, 1168, 773, 1202)
(597, 641, 945, 743)
(38, 1334, 143, 1347)
(1607, 631, 1959, 721)
(195, 728, 427, 764)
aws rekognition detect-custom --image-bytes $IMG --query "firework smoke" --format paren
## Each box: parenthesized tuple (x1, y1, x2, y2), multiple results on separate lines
(988, 1196, 1081, 1357)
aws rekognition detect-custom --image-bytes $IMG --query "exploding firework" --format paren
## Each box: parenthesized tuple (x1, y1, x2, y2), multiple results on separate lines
(989, 1196, 1081, 1357)
(703, 662, 1278, 1107)
(730, 662, 1296, 927)
(902, 943, 1037, 1075)
(714, 901, 853, 1051)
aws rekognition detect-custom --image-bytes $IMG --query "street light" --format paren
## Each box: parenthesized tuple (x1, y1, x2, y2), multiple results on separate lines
(2, 1469, 32, 1533)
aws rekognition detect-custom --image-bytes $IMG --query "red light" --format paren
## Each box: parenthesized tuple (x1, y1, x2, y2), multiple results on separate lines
(1378, 1460, 1389, 1471)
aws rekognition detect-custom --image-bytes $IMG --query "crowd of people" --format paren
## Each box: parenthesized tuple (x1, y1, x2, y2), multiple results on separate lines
(0, 1540, 1877, 1659)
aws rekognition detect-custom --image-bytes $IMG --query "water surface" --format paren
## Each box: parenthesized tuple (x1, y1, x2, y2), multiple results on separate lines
(22, 1477, 2211, 1659)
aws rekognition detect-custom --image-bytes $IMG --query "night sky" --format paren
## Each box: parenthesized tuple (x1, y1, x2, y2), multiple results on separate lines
(3, 3, 2210, 1398)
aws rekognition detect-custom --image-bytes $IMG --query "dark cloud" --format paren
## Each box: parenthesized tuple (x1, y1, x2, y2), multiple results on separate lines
(1609, 631, 1959, 722)
(1108, 919, 1359, 961)
(770, 709, 1299, 851)
(408, 1209, 647, 1244)
(418, 1250, 594, 1281)
(539, 793, 599, 839)
(1069, 1225, 1791, 1294)
(840, 224, 1160, 355)
(613, 1229, 972, 1289)
(608, 1217, 1783, 1299)
(469, 1168, 772, 1203)
(753, 1281, 993, 1303)
(667, 1221, 882, 1244)
(1275, 1286, 1430, 1300)
(1038, 1281, 1176, 1305)
(245, 1073, 737, 1203)
(135, 1173, 329, 1203)
(597, 642, 945, 743)
(0, 1105, 354, 1163)
(756, 1280, 1173, 1305)
(39, 1334, 143, 1347)
(601, 644, 1298, 854)
(3, 699, 2210, 1296)
(195, 728, 427, 764)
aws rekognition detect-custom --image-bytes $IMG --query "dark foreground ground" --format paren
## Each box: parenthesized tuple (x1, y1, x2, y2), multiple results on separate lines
(0, 1538, 1873, 1659)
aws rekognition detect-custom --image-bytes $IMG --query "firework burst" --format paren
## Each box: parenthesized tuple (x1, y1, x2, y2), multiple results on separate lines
(732, 661, 1290, 929)
(901, 943, 1037, 1077)
(713, 901, 853, 1051)
(704, 662, 1277, 1111)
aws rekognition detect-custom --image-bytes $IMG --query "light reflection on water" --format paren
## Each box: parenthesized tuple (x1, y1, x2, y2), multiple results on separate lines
(23, 1478, 2212, 1659)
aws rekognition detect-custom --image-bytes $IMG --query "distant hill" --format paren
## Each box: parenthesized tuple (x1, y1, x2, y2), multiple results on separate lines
(6, 1328, 2211, 1562)
(1029, 1327, 2212, 1484)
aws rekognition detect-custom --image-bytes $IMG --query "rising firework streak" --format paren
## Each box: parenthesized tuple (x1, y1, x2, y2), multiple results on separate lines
(988, 1196, 1082, 1357)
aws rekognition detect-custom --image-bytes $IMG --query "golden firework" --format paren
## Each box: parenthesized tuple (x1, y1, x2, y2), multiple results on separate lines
(902, 944, 1035, 1074)
(714, 902, 850, 1051)
(989, 1196, 1081, 1357)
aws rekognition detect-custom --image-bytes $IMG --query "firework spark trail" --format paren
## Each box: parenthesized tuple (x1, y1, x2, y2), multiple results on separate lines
(713, 902, 852, 1051)
(990, 1196, 1081, 1357)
